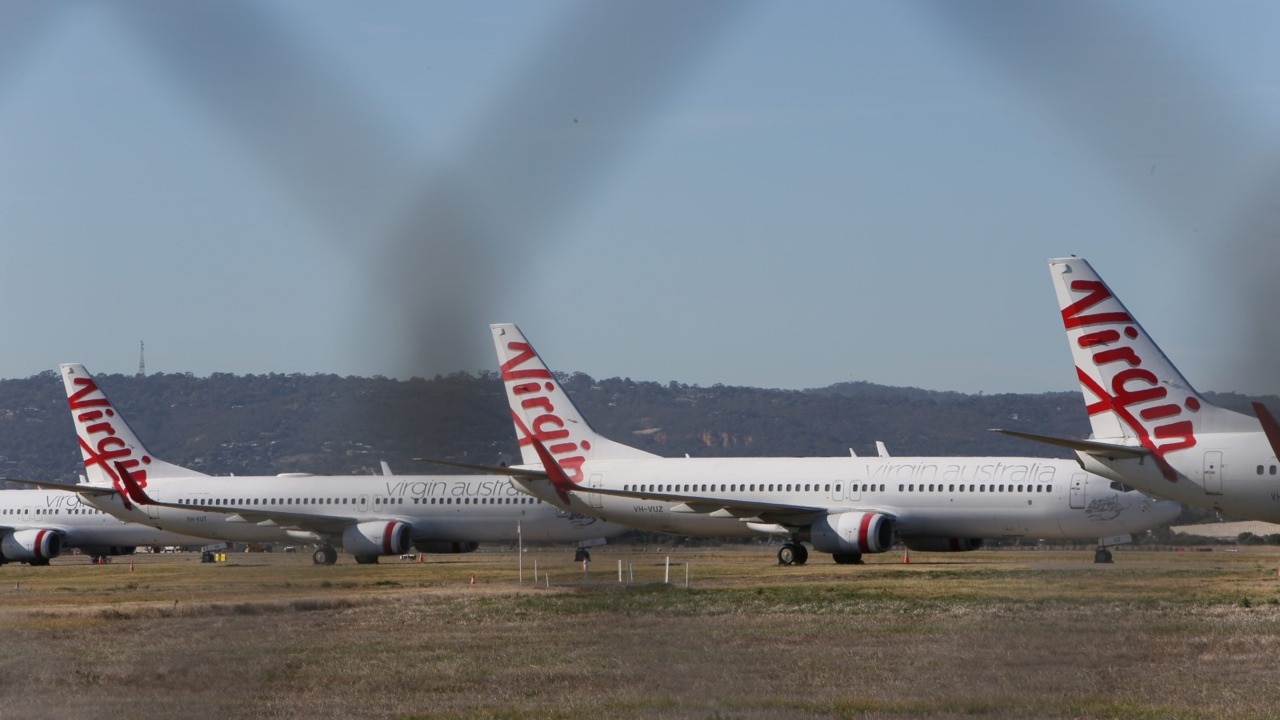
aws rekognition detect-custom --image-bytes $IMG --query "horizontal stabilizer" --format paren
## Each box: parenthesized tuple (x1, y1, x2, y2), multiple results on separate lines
(991, 429, 1150, 460)
(413, 458, 549, 480)
(2, 478, 118, 496)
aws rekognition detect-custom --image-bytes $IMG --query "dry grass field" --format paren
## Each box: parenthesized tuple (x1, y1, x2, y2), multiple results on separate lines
(4, 543, 1280, 720)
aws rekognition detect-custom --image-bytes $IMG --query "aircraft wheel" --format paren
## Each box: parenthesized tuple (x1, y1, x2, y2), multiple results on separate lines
(832, 552, 863, 565)
(354, 554, 379, 565)
(777, 543, 798, 566)
(313, 546, 338, 566)
(793, 544, 809, 566)
(1093, 547, 1114, 564)
(27, 558, 51, 567)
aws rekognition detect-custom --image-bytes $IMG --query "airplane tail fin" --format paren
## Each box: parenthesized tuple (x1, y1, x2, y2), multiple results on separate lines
(1048, 257, 1257, 451)
(490, 324, 657, 482)
(61, 363, 205, 490)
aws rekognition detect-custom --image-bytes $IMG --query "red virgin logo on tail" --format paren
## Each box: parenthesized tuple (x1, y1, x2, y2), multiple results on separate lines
(1063, 279, 1197, 481)
(500, 341, 589, 483)
(67, 376, 152, 496)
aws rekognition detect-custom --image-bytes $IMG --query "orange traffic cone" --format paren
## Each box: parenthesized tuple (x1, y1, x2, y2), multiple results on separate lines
(129, 561, 135, 573)
(903, 550, 910, 564)
(469, 574, 476, 585)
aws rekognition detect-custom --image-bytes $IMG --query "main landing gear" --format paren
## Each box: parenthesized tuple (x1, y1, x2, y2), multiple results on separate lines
(1093, 546, 1114, 564)
(777, 542, 809, 566)
(312, 545, 338, 566)
(832, 552, 864, 565)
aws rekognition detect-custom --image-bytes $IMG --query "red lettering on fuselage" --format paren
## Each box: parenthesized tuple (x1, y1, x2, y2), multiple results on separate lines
(502, 341, 590, 483)
(1063, 279, 1196, 481)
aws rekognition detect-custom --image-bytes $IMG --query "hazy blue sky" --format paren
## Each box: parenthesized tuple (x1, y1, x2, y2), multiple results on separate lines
(2, 1, 1279, 394)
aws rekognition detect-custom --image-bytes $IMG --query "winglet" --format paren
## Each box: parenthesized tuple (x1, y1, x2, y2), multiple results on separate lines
(528, 436, 576, 505)
(1253, 402, 1280, 461)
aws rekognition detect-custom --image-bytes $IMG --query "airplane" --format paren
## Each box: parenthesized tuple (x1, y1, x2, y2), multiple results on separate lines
(52, 363, 628, 564)
(996, 256, 1280, 523)
(0, 484, 213, 565)
(450, 323, 1182, 565)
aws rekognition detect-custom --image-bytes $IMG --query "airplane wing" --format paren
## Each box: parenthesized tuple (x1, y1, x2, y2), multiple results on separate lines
(512, 436, 860, 526)
(1, 478, 119, 496)
(567, 483, 835, 526)
(991, 429, 1151, 459)
(110, 462, 368, 535)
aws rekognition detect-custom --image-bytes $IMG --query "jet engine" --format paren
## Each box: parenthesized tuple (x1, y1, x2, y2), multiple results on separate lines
(341, 521, 412, 560)
(808, 511, 893, 555)
(1, 529, 63, 563)
(902, 538, 984, 552)
(413, 541, 479, 554)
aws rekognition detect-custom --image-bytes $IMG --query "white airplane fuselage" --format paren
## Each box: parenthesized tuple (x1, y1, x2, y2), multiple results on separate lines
(1, 488, 212, 560)
(514, 455, 1179, 541)
(86, 473, 621, 545)
(1077, 433, 1280, 521)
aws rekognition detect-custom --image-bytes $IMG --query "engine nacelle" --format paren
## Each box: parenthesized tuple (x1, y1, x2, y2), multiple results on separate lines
(341, 521, 412, 559)
(2, 529, 63, 562)
(902, 537, 984, 553)
(413, 541, 479, 554)
(809, 512, 893, 555)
